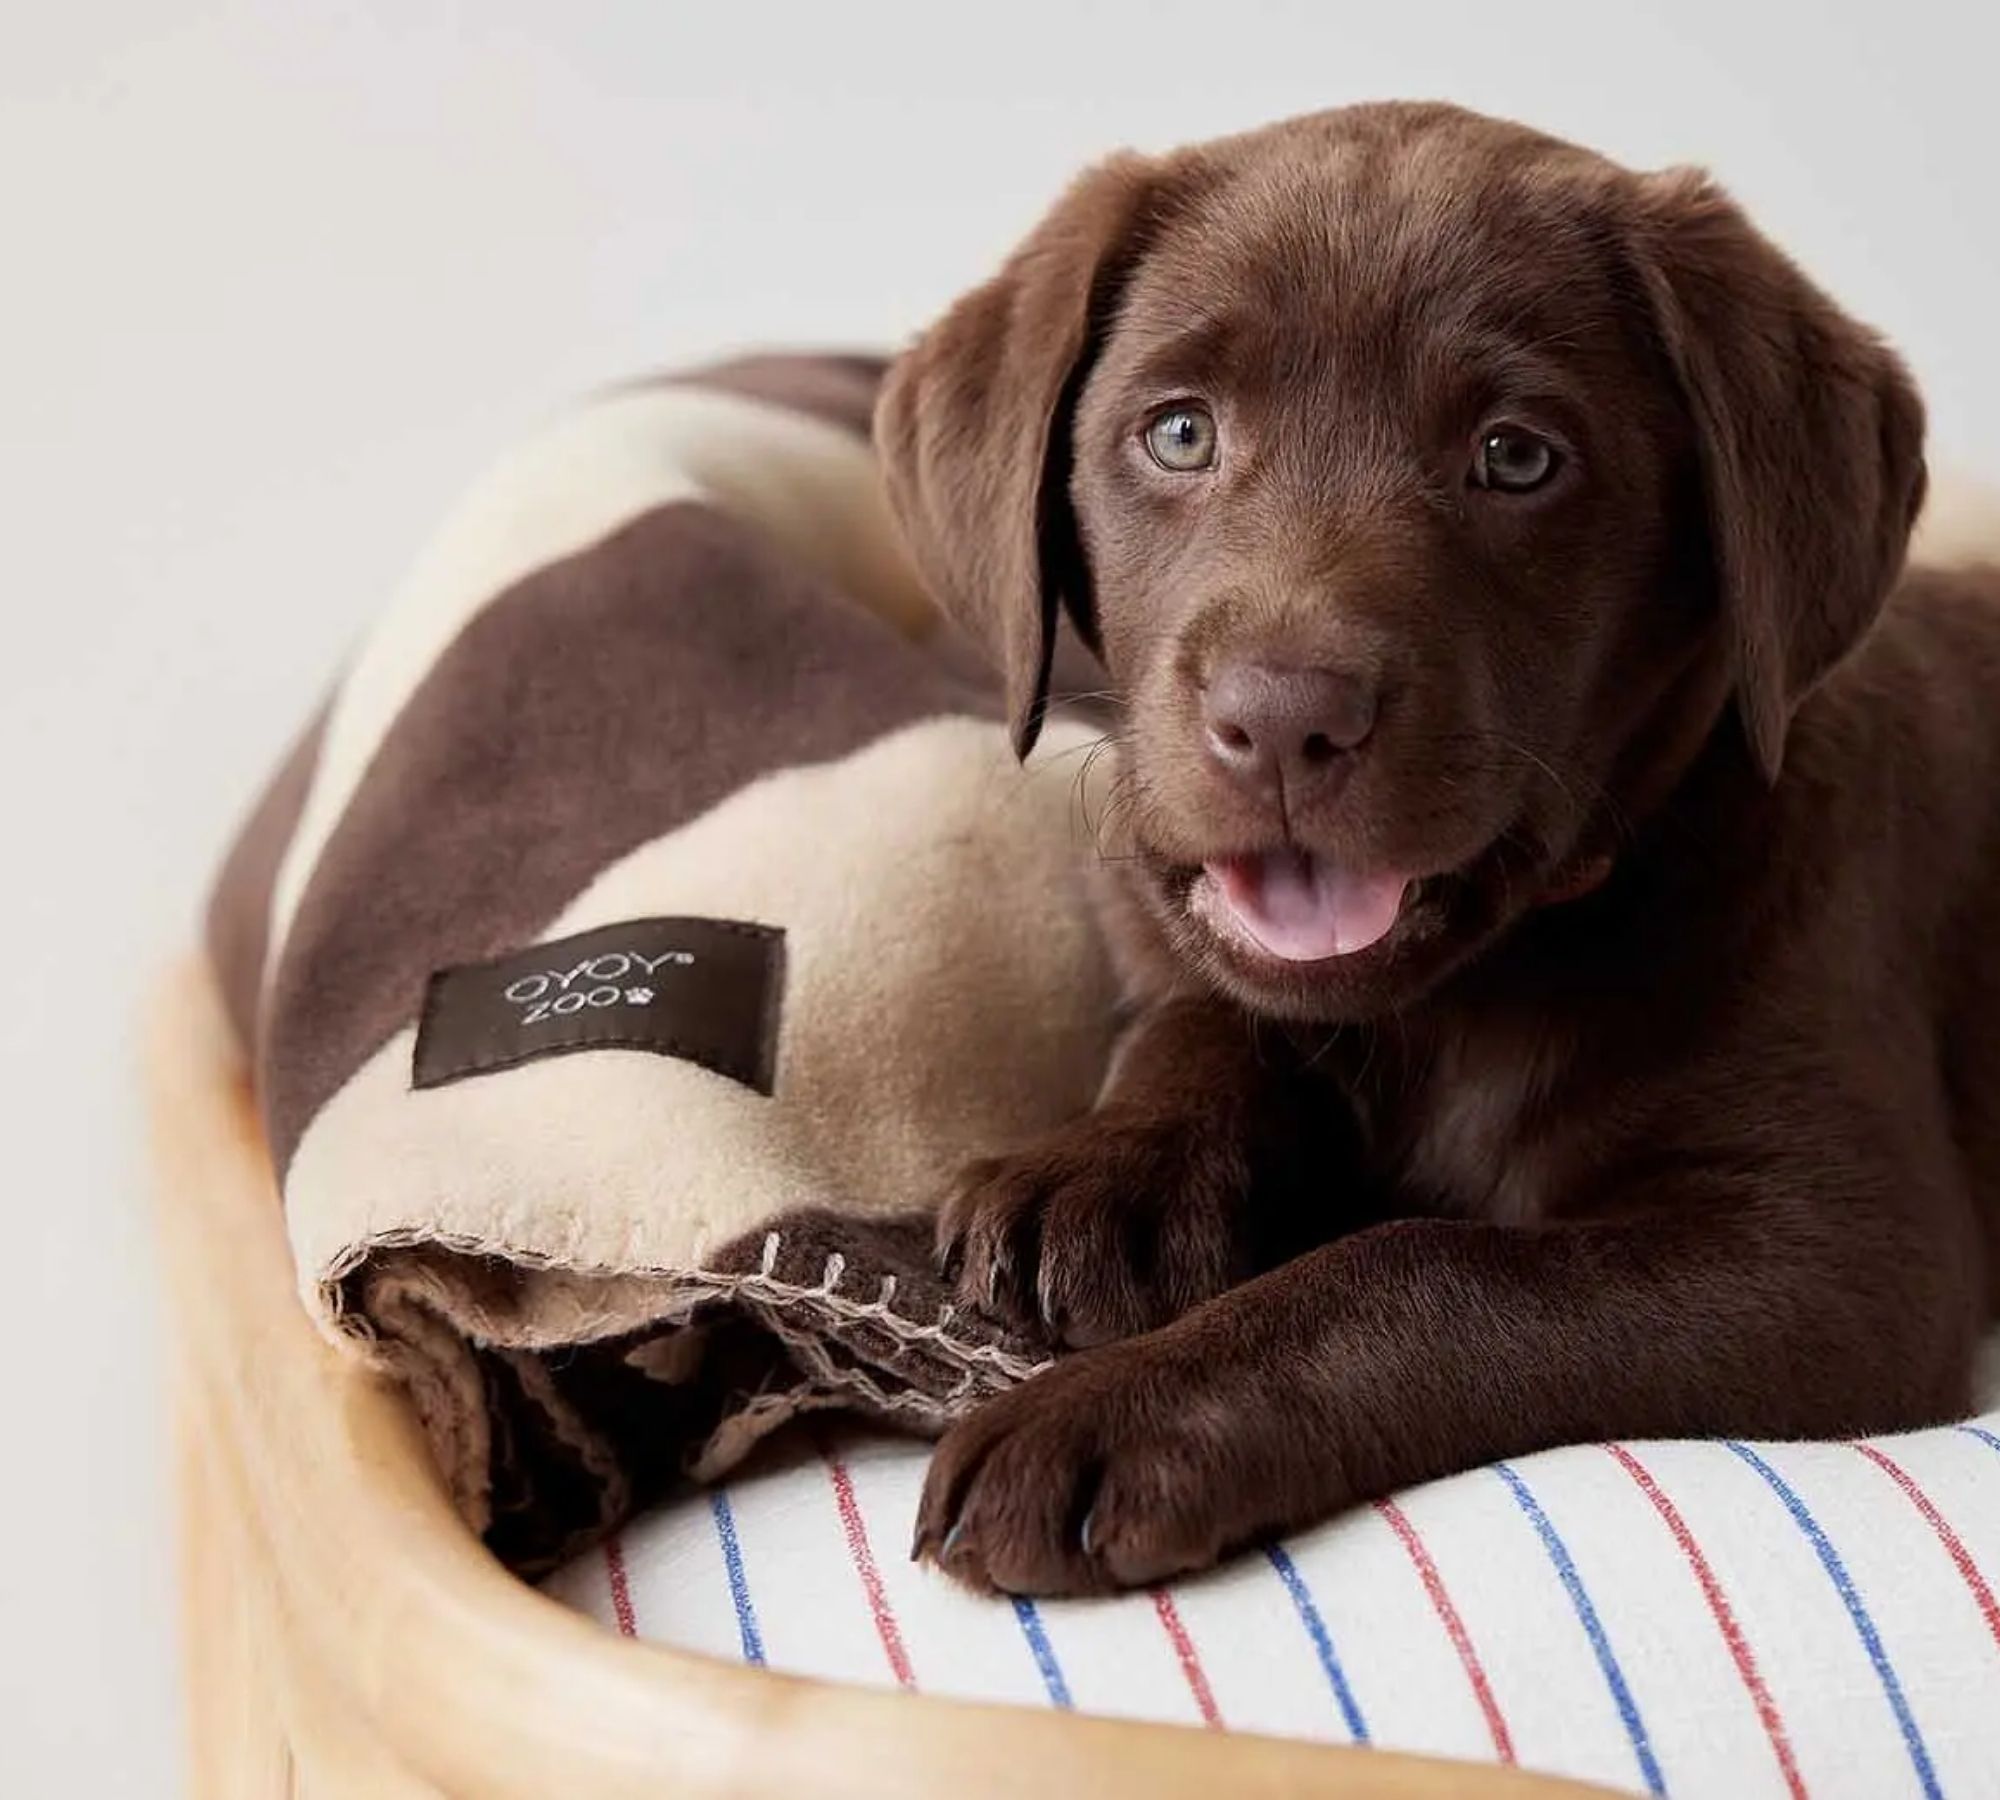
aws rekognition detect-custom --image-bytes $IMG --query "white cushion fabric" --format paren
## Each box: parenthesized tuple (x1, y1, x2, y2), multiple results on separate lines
(548, 1344, 2000, 1798)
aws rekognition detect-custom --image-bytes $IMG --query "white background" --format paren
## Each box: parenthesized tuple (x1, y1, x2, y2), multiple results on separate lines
(4, 3, 1996, 1791)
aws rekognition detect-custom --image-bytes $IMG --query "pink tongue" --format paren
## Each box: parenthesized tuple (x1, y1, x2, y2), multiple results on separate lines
(1205, 851, 1408, 962)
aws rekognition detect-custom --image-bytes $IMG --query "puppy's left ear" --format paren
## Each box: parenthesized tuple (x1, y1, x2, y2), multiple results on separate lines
(875, 153, 1168, 758)
(1630, 169, 1927, 781)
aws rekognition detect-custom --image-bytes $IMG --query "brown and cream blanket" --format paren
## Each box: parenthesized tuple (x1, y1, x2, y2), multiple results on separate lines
(206, 355, 1118, 1571)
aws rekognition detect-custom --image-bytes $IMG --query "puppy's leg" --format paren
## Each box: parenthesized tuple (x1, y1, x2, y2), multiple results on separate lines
(918, 1150, 1980, 1594)
(938, 997, 1362, 1348)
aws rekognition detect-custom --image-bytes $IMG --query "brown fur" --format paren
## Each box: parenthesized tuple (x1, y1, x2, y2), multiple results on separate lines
(877, 102, 2000, 1596)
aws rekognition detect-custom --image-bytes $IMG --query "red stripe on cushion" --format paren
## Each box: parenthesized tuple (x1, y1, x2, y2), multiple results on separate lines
(822, 1449, 917, 1689)
(1605, 1444, 1804, 1799)
(1851, 1440, 2000, 1654)
(1151, 1588, 1222, 1728)
(603, 1532, 638, 1638)
(1373, 1497, 1515, 1763)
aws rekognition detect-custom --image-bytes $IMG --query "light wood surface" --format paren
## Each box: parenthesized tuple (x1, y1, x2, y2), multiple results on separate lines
(150, 956, 1619, 1798)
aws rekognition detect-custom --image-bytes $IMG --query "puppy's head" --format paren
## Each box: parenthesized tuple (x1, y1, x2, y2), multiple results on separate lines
(878, 104, 1925, 1020)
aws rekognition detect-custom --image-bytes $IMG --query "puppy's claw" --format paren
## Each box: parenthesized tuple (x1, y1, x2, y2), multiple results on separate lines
(940, 1519, 968, 1566)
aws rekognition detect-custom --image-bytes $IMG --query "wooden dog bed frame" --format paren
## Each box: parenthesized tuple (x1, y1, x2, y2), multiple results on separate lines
(151, 957, 1612, 1798)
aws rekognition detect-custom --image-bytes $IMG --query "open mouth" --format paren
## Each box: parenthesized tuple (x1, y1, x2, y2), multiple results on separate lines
(1189, 849, 1414, 964)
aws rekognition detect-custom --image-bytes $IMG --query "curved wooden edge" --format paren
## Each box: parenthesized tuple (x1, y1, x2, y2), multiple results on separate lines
(149, 954, 1618, 1799)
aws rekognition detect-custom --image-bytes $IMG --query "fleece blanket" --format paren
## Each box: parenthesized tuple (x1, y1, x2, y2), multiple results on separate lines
(207, 355, 1120, 1571)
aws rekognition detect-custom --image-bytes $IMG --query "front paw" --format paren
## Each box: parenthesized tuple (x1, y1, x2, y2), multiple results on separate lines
(937, 1110, 1253, 1349)
(912, 1343, 1267, 1595)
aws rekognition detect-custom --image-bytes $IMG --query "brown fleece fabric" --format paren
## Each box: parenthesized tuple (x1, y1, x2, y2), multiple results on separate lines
(266, 499, 993, 1176)
(207, 354, 1116, 1570)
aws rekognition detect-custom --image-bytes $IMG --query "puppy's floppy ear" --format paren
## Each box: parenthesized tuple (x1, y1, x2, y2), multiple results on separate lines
(1630, 168, 1927, 781)
(876, 154, 1164, 757)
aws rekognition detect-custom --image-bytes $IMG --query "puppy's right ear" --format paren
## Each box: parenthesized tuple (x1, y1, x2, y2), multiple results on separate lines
(1628, 168, 1926, 782)
(875, 155, 1163, 757)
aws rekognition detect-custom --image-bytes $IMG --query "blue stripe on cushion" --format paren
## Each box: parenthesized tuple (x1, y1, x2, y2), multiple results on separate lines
(1011, 1597, 1074, 1708)
(1265, 1543, 1369, 1742)
(1958, 1421, 2000, 1458)
(1494, 1461, 1665, 1796)
(1725, 1441, 1939, 1800)
(708, 1487, 766, 1665)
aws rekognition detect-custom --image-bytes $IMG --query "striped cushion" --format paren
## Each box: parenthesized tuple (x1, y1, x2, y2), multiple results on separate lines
(547, 1346, 2000, 1798)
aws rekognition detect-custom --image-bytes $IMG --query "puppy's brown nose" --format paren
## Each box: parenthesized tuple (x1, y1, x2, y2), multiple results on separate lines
(1202, 661, 1377, 790)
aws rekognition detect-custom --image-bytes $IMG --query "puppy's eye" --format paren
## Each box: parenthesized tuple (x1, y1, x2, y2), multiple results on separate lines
(1144, 403, 1218, 472)
(1472, 427, 1559, 493)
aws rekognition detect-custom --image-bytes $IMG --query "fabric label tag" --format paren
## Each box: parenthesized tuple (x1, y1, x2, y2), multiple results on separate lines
(412, 916, 784, 1095)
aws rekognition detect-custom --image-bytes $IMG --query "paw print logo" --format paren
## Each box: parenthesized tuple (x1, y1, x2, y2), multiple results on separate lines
(624, 986, 655, 1006)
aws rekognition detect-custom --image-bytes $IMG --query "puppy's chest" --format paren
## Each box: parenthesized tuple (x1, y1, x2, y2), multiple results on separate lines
(1357, 1018, 1585, 1224)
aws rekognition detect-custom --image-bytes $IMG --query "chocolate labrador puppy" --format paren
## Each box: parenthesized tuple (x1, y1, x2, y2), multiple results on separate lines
(876, 102, 2000, 1596)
